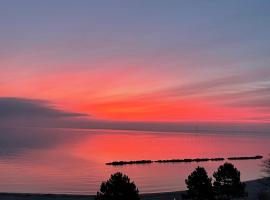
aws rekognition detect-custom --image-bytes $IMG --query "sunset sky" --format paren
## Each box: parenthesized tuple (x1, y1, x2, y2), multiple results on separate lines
(1, 0, 270, 127)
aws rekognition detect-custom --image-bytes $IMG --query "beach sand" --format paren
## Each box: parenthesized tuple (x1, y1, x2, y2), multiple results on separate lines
(0, 178, 269, 200)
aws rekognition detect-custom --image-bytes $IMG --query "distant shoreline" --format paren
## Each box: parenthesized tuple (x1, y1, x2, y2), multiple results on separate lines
(0, 178, 268, 200)
(106, 155, 263, 166)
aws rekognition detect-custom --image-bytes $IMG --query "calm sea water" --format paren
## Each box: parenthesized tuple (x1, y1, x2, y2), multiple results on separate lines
(0, 127, 269, 194)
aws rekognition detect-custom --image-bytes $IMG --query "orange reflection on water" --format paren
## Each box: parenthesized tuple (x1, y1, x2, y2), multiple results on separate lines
(72, 130, 270, 163)
(1, 129, 269, 194)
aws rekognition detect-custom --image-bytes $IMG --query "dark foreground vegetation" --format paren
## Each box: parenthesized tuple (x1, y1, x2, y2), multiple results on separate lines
(106, 155, 262, 166)
(1, 156, 269, 200)
(100, 155, 270, 200)
(183, 163, 246, 200)
(1, 179, 268, 200)
(258, 154, 270, 200)
(98, 162, 250, 200)
(1, 155, 268, 200)
(95, 172, 140, 200)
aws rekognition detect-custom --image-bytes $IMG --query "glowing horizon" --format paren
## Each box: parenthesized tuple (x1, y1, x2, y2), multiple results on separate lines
(1, 1, 270, 195)
(1, 1, 270, 124)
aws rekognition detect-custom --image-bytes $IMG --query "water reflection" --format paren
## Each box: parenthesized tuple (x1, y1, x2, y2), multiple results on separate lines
(0, 128, 269, 194)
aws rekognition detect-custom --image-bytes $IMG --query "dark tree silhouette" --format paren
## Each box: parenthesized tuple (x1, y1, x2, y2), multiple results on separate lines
(262, 154, 270, 177)
(213, 163, 246, 200)
(257, 190, 270, 200)
(95, 172, 140, 200)
(260, 154, 270, 192)
(183, 166, 214, 200)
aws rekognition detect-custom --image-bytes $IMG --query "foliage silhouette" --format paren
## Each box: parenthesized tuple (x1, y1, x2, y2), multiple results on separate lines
(260, 154, 270, 191)
(262, 154, 270, 177)
(257, 190, 270, 200)
(95, 172, 140, 200)
(213, 163, 246, 200)
(183, 166, 214, 200)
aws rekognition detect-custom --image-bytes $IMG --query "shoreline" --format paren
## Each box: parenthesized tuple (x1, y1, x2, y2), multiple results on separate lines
(0, 178, 269, 200)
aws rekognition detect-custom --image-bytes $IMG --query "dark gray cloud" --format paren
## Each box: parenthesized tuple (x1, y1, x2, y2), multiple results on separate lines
(1, 97, 270, 157)
(1, 97, 270, 133)
(0, 98, 89, 156)
(0, 97, 87, 119)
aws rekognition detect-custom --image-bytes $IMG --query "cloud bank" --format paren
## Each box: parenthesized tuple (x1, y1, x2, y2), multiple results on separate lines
(0, 97, 270, 157)
(0, 97, 87, 119)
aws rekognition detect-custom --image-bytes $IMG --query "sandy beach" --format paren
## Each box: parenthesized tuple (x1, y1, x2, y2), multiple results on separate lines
(0, 178, 268, 200)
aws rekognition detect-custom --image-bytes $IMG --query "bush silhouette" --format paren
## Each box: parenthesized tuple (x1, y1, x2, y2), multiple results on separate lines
(213, 163, 246, 200)
(262, 154, 270, 177)
(95, 172, 140, 200)
(183, 166, 214, 200)
(261, 154, 270, 188)
(257, 190, 270, 200)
